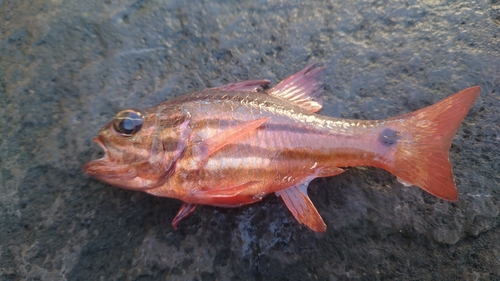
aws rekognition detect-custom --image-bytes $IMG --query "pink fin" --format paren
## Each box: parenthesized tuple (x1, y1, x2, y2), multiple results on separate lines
(317, 166, 345, 177)
(197, 181, 263, 206)
(387, 86, 480, 201)
(212, 80, 270, 92)
(205, 118, 269, 156)
(183, 118, 269, 172)
(198, 181, 260, 197)
(276, 181, 327, 232)
(268, 63, 324, 113)
(172, 203, 197, 230)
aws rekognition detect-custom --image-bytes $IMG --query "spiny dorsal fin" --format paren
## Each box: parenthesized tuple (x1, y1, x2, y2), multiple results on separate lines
(268, 64, 324, 113)
(212, 80, 270, 92)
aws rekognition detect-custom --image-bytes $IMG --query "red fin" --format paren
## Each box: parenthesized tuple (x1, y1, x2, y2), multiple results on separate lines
(317, 166, 345, 177)
(196, 181, 264, 206)
(276, 182, 327, 232)
(268, 63, 324, 113)
(205, 118, 269, 156)
(212, 80, 270, 92)
(198, 181, 260, 197)
(182, 118, 268, 172)
(387, 86, 480, 201)
(172, 203, 197, 230)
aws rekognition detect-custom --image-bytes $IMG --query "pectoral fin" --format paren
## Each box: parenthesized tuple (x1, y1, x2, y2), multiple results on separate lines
(204, 118, 269, 156)
(172, 203, 197, 229)
(183, 118, 269, 171)
(276, 181, 327, 232)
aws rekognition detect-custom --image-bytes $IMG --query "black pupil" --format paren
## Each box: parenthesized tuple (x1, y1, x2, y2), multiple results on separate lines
(113, 110, 143, 136)
(120, 118, 136, 134)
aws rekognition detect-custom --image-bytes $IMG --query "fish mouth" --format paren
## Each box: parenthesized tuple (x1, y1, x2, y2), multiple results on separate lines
(83, 137, 136, 180)
(85, 136, 111, 165)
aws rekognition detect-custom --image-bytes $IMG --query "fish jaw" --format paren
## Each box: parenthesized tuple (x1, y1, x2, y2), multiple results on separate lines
(83, 135, 178, 192)
(84, 136, 163, 191)
(84, 137, 138, 185)
(85, 161, 159, 191)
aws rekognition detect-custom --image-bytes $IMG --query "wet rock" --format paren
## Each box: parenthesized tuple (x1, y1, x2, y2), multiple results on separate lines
(1, 0, 499, 280)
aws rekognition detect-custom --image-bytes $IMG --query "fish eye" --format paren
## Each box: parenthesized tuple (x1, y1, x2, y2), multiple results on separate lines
(112, 109, 144, 136)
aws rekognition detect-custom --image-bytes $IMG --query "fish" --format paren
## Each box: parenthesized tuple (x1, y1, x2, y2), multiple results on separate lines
(84, 64, 480, 232)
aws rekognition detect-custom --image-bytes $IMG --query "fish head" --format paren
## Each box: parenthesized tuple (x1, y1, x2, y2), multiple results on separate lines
(84, 107, 190, 191)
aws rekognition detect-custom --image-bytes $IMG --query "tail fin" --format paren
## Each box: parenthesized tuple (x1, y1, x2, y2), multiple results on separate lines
(388, 86, 480, 201)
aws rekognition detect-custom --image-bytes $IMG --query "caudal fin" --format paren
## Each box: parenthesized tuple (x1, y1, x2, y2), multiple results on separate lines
(387, 86, 480, 201)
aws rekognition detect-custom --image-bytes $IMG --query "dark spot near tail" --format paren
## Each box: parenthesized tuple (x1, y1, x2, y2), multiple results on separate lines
(379, 129, 400, 147)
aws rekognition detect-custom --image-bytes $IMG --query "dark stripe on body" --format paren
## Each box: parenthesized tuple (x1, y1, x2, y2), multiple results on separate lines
(190, 118, 336, 137)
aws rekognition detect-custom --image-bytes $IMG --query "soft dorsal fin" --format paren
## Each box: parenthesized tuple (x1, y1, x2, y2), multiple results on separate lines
(268, 64, 324, 113)
(275, 181, 327, 232)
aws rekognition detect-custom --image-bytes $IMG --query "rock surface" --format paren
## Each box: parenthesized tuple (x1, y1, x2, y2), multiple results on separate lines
(1, 0, 499, 280)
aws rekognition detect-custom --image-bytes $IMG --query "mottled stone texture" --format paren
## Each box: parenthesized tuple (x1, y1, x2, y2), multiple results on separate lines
(1, 0, 499, 280)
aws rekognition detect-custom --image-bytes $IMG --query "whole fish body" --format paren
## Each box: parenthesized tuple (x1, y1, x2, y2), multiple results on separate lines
(84, 64, 480, 232)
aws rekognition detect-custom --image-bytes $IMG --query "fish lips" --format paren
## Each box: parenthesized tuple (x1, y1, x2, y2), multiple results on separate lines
(84, 137, 137, 180)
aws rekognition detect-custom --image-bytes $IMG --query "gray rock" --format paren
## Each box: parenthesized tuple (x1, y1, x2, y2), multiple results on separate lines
(1, 0, 499, 280)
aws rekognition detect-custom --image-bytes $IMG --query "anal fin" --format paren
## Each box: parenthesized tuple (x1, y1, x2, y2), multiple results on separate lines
(276, 181, 327, 232)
